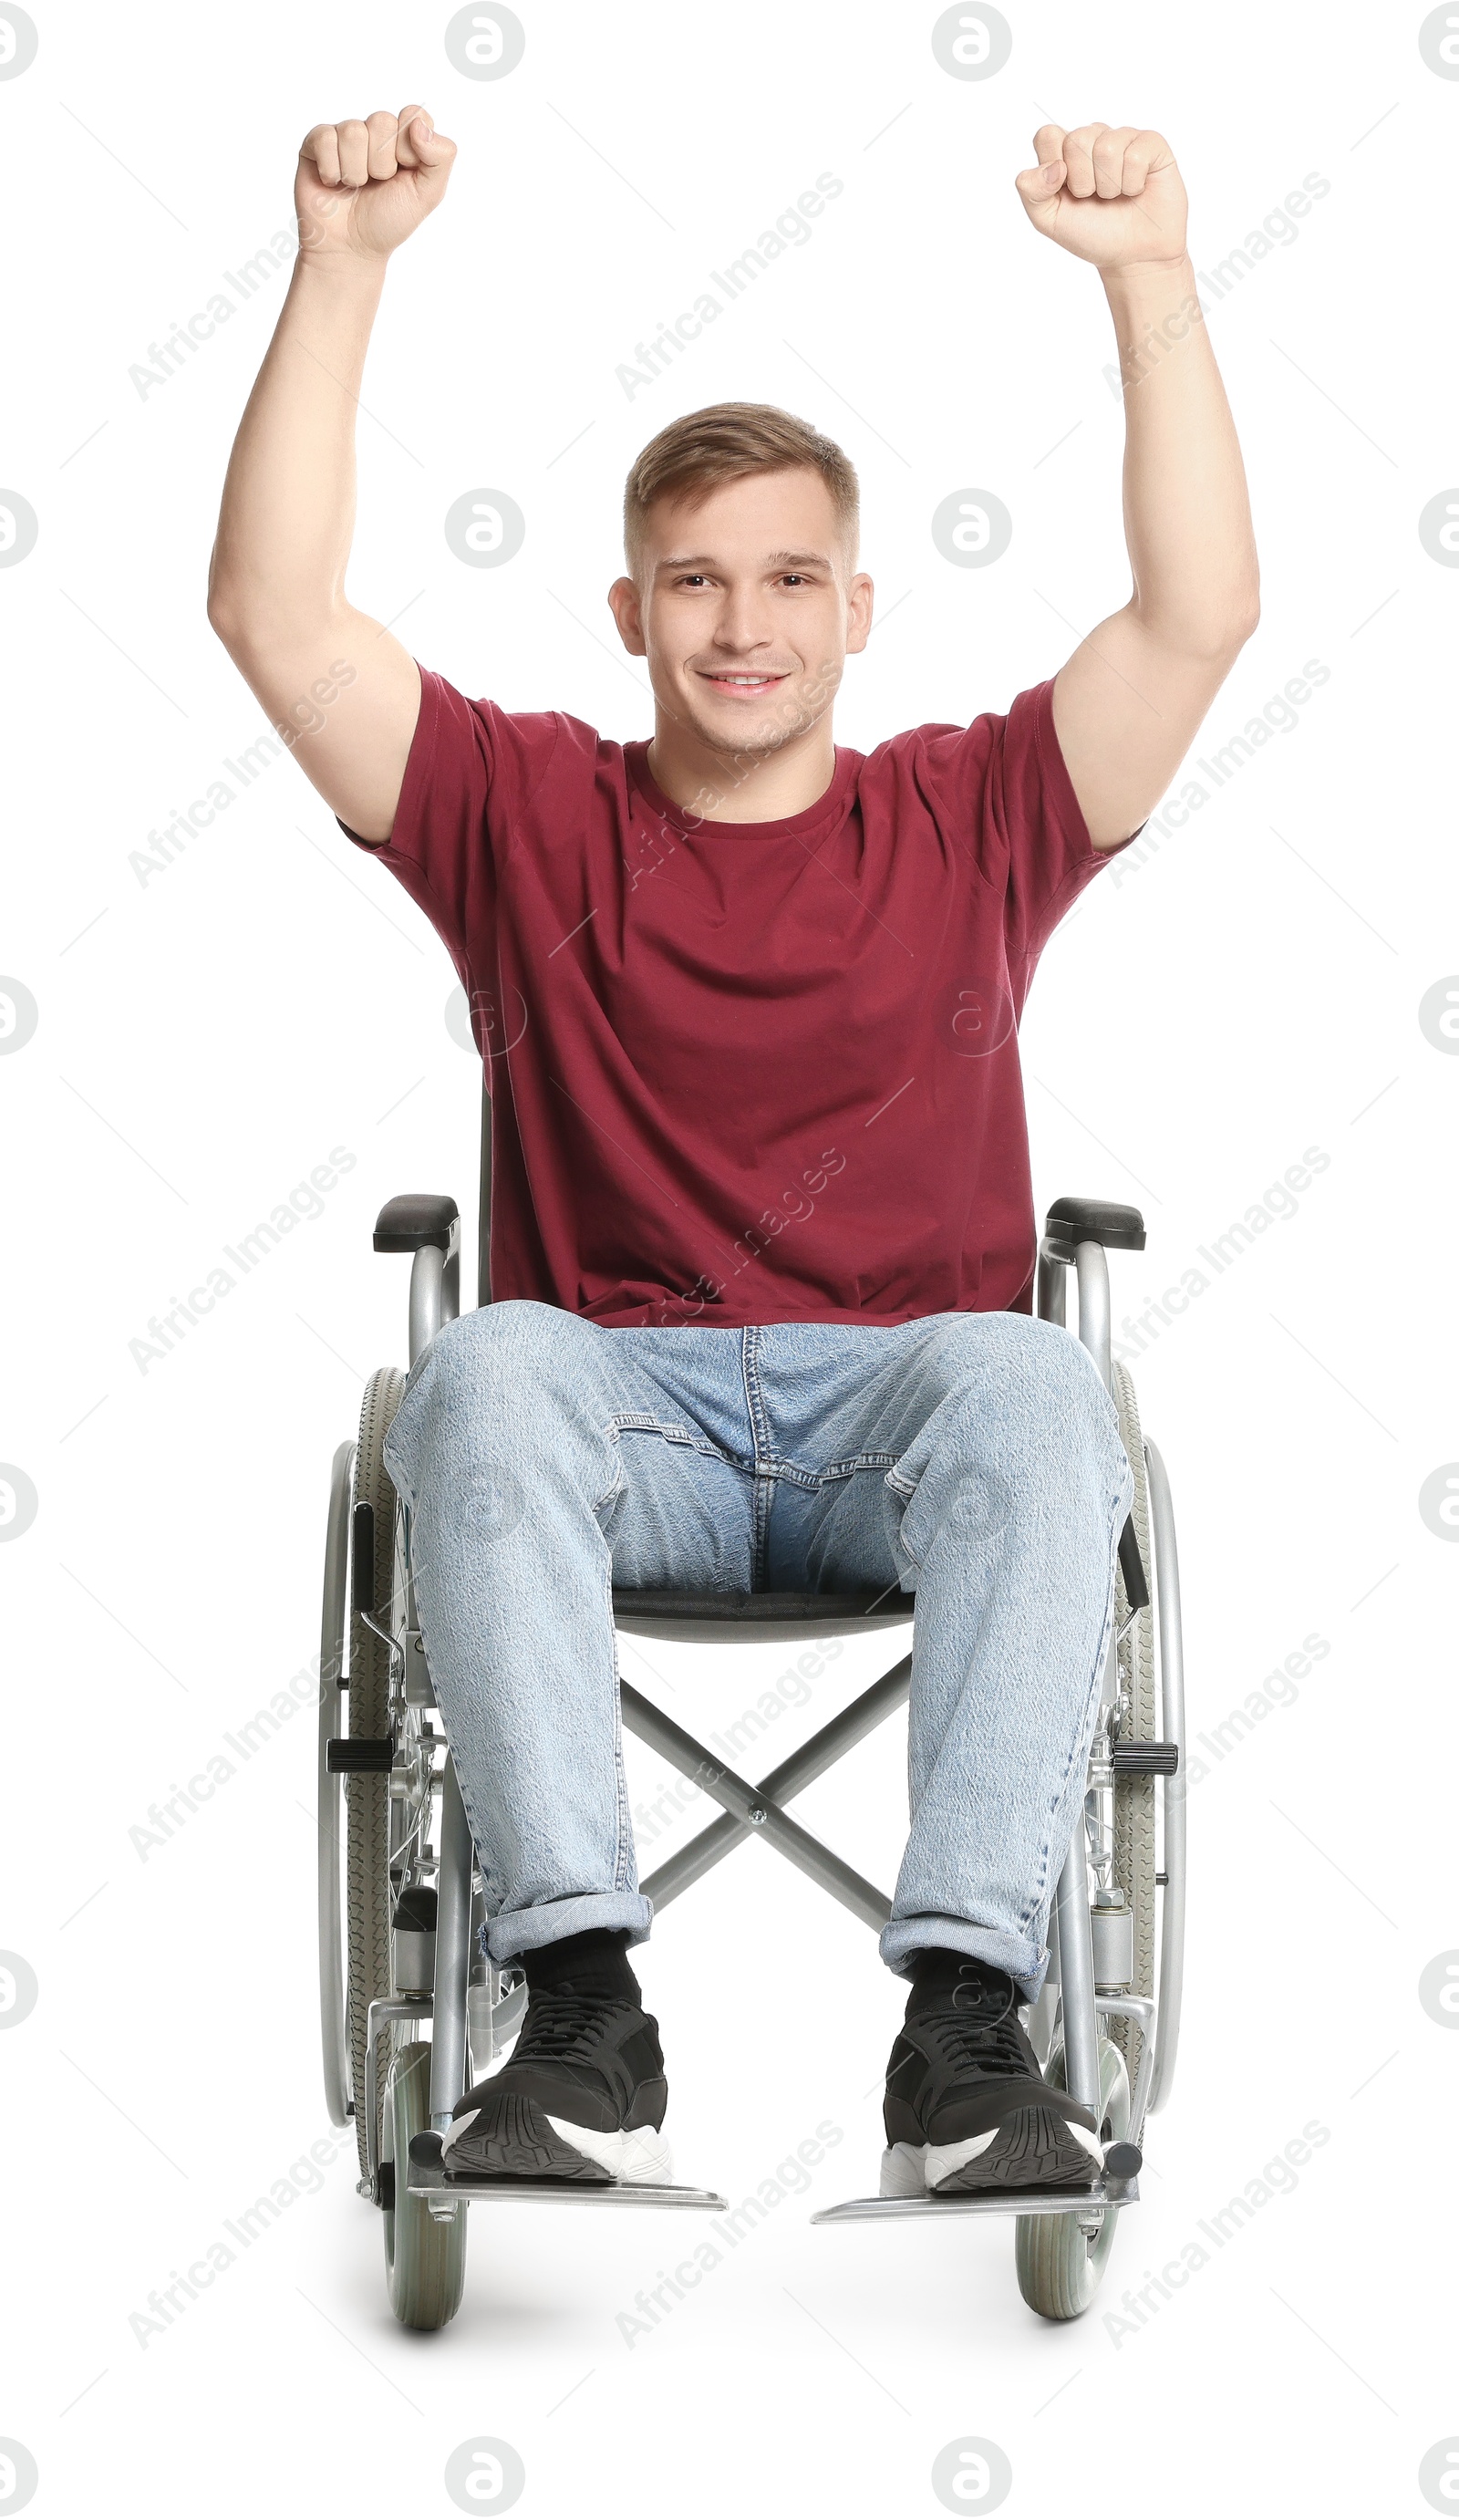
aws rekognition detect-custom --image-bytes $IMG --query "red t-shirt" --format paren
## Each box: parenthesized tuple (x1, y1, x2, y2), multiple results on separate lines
(344, 668, 1127, 1329)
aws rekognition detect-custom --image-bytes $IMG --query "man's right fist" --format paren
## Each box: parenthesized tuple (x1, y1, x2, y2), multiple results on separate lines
(296, 108, 457, 263)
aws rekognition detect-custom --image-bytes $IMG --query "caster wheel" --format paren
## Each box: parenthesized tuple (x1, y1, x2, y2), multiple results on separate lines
(1014, 2038, 1131, 2322)
(383, 2041, 467, 2331)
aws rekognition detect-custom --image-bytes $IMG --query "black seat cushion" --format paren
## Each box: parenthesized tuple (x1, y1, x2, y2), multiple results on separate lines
(612, 1588, 908, 1625)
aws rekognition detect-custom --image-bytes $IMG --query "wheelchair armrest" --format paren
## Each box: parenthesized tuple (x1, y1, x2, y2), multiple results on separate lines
(374, 1194, 460, 1255)
(1043, 1196, 1145, 1262)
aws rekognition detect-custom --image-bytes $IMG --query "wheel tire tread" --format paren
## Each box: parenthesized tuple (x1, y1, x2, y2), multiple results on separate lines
(1110, 1362, 1157, 2096)
(384, 2042, 468, 2330)
(1014, 2043, 1130, 2320)
(347, 1365, 406, 2183)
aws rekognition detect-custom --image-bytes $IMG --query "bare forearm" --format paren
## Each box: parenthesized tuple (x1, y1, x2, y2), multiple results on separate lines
(204, 107, 456, 838)
(1102, 254, 1259, 652)
(208, 254, 387, 641)
(1017, 124, 1259, 844)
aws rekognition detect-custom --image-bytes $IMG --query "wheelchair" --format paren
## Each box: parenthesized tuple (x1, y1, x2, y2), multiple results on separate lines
(316, 1089, 1187, 2330)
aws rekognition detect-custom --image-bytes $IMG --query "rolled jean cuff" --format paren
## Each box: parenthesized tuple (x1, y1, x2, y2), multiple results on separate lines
(880, 1915, 1048, 2005)
(485, 1891, 654, 1967)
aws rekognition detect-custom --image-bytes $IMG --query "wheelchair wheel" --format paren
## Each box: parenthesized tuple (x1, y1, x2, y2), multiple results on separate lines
(1014, 2037, 1130, 2321)
(382, 2041, 468, 2331)
(347, 1365, 407, 2183)
(1109, 1361, 1156, 2100)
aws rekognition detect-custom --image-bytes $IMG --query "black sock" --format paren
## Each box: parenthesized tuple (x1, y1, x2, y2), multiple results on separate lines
(522, 1927, 641, 2004)
(905, 1945, 1018, 2018)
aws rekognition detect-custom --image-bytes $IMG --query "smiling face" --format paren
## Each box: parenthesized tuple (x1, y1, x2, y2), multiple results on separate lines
(608, 466, 874, 777)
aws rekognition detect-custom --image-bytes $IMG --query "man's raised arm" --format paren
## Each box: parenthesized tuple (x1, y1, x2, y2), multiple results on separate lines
(207, 107, 457, 844)
(1015, 124, 1260, 850)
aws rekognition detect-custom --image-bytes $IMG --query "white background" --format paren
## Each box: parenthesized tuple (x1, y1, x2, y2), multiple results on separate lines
(3, 3, 1456, 2515)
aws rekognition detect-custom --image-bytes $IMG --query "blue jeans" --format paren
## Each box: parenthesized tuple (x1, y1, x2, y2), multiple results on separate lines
(383, 1302, 1133, 2000)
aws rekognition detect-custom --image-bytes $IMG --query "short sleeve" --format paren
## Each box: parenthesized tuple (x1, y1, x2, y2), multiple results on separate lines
(337, 665, 563, 965)
(914, 678, 1136, 976)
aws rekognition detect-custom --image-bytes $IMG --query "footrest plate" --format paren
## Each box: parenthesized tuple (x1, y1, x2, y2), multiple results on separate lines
(409, 2154, 728, 2212)
(811, 2177, 1138, 2224)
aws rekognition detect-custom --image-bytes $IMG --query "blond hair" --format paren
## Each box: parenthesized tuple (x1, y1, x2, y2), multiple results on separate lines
(623, 401, 859, 577)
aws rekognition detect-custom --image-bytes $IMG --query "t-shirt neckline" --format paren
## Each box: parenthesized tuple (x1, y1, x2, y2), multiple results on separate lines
(623, 738, 860, 843)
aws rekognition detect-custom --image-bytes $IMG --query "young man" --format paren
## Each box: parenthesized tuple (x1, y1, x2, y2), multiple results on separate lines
(210, 109, 1256, 2196)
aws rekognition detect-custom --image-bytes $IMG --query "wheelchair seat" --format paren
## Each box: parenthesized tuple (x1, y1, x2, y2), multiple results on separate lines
(611, 1585, 913, 1639)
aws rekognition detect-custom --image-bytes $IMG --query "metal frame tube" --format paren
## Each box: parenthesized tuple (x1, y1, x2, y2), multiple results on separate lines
(409, 1243, 446, 1368)
(429, 1756, 473, 2126)
(1054, 1841, 1101, 2112)
(1073, 1239, 1112, 1391)
(366, 1994, 433, 2190)
(619, 1681, 895, 1931)
(1035, 1230, 1112, 2115)
(1144, 1438, 1187, 2113)
(478, 1081, 493, 1310)
(1093, 1992, 1156, 2142)
(640, 1653, 912, 1910)
(1037, 1244, 1068, 1327)
(317, 1442, 353, 2127)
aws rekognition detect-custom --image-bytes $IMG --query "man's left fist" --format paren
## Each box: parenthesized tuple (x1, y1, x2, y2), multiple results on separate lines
(1015, 125, 1188, 272)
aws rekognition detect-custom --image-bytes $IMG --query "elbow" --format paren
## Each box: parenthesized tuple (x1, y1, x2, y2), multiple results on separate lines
(1209, 569, 1262, 657)
(206, 567, 244, 654)
(1201, 601, 1260, 667)
(1132, 571, 1260, 664)
(1139, 603, 1259, 666)
(206, 571, 347, 666)
(204, 550, 270, 658)
(206, 594, 238, 652)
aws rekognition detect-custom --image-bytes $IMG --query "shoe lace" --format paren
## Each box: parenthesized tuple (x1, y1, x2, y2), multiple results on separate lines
(928, 2009, 1030, 2079)
(513, 1986, 627, 2066)
(919, 1967, 1030, 2079)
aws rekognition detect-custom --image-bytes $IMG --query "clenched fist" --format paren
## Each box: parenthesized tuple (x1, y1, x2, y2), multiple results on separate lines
(296, 107, 457, 264)
(1015, 125, 1188, 271)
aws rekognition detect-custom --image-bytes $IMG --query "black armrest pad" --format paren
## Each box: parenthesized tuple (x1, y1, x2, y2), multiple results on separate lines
(374, 1194, 460, 1254)
(1044, 1196, 1146, 1258)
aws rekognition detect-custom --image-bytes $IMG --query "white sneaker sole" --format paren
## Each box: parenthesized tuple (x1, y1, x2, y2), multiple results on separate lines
(881, 2110, 1103, 2197)
(546, 2118, 674, 2183)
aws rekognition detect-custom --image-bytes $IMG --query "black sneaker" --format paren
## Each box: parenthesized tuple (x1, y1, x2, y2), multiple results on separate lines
(441, 1984, 671, 2184)
(882, 1955, 1102, 2196)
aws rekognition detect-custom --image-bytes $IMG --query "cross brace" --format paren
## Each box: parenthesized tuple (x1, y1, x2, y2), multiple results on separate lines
(618, 1652, 912, 1932)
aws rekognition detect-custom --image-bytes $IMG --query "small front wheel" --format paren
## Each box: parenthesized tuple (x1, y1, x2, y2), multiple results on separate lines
(1014, 2039, 1130, 2322)
(383, 2041, 468, 2331)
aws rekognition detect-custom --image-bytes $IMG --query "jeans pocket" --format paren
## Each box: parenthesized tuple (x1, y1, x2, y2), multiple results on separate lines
(880, 1467, 922, 1587)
